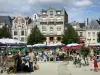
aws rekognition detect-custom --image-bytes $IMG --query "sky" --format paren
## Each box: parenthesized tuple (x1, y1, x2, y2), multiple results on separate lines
(0, 0, 100, 23)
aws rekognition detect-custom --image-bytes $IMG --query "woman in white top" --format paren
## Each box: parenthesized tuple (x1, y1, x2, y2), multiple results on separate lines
(89, 56, 94, 71)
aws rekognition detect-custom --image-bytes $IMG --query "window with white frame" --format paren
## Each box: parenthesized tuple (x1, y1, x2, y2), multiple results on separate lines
(14, 31, 17, 35)
(80, 32, 83, 37)
(21, 31, 24, 35)
(50, 26, 53, 31)
(57, 26, 61, 31)
(14, 37, 18, 40)
(18, 17, 22, 24)
(88, 32, 91, 37)
(92, 32, 95, 37)
(42, 26, 46, 31)
(42, 12, 47, 15)
(50, 11, 53, 15)
(21, 37, 24, 41)
(57, 11, 61, 15)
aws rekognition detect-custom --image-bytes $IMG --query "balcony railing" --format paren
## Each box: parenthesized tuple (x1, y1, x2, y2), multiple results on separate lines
(39, 19, 63, 22)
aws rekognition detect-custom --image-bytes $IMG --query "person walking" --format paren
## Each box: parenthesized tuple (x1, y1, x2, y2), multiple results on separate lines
(29, 50, 34, 72)
(89, 56, 94, 71)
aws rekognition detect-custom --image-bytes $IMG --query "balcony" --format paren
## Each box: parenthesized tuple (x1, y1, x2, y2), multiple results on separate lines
(39, 19, 63, 22)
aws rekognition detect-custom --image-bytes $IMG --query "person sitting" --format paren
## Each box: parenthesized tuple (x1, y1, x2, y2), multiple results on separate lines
(34, 62, 39, 70)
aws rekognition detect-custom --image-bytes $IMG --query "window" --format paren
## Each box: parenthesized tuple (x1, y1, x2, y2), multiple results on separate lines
(93, 39, 95, 40)
(21, 31, 24, 35)
(43, 12, 47, 15)
(18, 17, 22, 24)
(21, 37, 24, 41)
(57, 11, 61, 15)
(50, 26, 53, 31)
(14, 31, 17, 35)
(80, 32, 83, 37)
(88, 32, 91, 37)
(92, 32, 95, 37)
(42, 32, 46, 35)
(14, 37, 17, 40)
(42, 26, 46, 31)
(50, 11, 53, 15)
(57, 26, 61, 31)
(35, 15, 36, 19)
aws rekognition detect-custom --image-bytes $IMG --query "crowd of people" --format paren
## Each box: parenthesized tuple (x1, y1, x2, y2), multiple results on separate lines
(0, 47, 100, 73)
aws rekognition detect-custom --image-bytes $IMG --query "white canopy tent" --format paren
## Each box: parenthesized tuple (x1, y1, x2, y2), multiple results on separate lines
(47, 43, 65, 47)
(33, 44, 46, 47)
(27, 45, 33, 47)
(0, 38, 23, 44)
(67, 43, 80, 47)
(88, 43, 100, 46)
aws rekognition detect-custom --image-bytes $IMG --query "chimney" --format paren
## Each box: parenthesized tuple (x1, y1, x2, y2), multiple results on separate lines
(87, 18, 89, 25)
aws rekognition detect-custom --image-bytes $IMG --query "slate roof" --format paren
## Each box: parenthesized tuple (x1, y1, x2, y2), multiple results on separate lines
(0, 16, 12, 25)
(79, 23, 85, 28)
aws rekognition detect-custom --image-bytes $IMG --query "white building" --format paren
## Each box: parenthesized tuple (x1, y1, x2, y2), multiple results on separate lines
(12, 14, 33, 43)
(38, 8, 68, 45)
(72, 21, 100, 45)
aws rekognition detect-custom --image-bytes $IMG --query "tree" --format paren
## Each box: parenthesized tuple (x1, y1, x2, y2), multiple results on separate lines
(27, 26, 45, 45)
(57, 37, 61, 41)
(0, 25, 12, 38)
(97, 32, 100, 42)
(62, 25, 80, 44)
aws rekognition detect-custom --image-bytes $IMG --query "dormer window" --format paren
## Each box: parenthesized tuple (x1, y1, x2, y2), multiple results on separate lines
(18, 17, 22, 24)
(57, 11, 61, 15)
(50, 11, 53, 15)
(42, 12, 47, 15)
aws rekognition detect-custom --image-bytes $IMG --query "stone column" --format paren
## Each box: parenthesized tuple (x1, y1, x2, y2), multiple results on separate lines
(54, 37, 57, 43)
(46, 37, 50, 45)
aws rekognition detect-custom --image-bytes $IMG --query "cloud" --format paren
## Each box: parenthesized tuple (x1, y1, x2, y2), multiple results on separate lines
(75, 0, 92, 6)
(0, 0, 99, 23)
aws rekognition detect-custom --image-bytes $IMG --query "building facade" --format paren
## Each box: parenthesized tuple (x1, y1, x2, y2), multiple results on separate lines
(12, 14, 33, 43)
(71, 21, 100, 45)
(38, 8, 68, 45)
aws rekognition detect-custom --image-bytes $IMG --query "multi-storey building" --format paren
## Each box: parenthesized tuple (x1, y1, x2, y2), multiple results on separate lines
(12, 14, 33, 43)
(38, 8, 68, 45)
(72, 21, 100, 45)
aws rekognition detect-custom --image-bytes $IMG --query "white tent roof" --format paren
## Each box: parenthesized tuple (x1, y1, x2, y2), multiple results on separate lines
(33, 44, 46, 47)
(88, 43, 100, 46)
(67, 43, 80, 47)
(0, 38, 22, 44)
(47, 43, 65, 46)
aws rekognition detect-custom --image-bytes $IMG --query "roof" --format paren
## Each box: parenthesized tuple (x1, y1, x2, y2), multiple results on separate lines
(27, 18, 33, 24)
(0, 16, 12, 25)
(41, 7, 65, 12)
(79, 23, 85, 28)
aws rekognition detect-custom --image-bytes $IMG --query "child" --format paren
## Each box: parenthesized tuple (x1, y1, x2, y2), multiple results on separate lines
(34, 62, 39, 70)
(94, 56, 98, 72)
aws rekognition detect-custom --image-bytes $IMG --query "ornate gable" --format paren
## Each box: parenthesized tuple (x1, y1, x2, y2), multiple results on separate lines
(14, 14, 25, 24)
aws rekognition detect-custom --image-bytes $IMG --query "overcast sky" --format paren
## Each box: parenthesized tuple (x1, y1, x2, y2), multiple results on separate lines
(0, 0, 100, 22)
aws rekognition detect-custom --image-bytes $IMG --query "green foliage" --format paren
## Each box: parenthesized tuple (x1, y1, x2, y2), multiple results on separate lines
(0, 25, 12, 38)
(27, 26, 45, 45)
(57, 37, 61, 41)
(62, 25, 80, 44)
